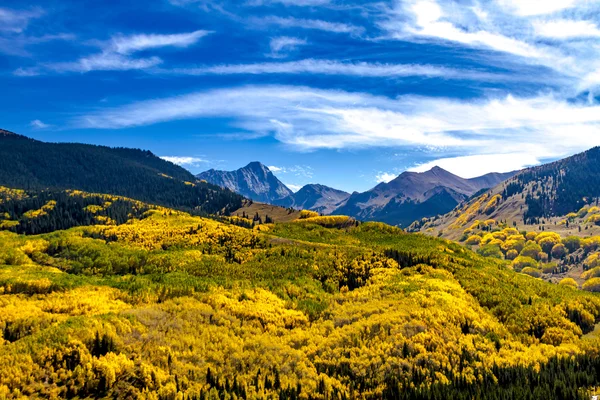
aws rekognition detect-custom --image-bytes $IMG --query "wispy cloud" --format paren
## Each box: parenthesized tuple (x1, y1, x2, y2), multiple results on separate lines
(30, 119, 50, 129)
(0, 7, 43, 33)
(160, 156, 207, 166)
(18, 30, 210, 75)
(533, 19, 600, 39)
(266, 164, 313, 178)
(379, 0, 600, 92)
(497, 0, 576, 16)
(248, 0, 331, 6)
(48, 54, 162, 73)
(162, 59, 519, 82)
(76, 84, 600, 176)
(257, 16, 365, 35)
(110, 30, 211, 54)
(267, 36, 307, 58)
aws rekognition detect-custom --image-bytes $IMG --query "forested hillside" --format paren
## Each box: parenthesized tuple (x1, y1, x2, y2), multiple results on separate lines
(413, 147, 600, 240)
(1, 188, 600, 399)
(0, 130, 243, 215)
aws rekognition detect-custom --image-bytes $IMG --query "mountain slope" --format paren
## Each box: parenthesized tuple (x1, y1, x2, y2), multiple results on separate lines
(412, 147, 600, 239)
(275, 184, 350, 214)
(2, 196, 600, 398)
(0, 130, 243, 215)
(197, 162, 293, 204)
(333, 167, 515, 227)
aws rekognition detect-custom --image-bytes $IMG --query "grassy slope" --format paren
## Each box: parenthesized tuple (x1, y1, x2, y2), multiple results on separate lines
(232, 201, 302, 223)
(0, 201, 600, 398)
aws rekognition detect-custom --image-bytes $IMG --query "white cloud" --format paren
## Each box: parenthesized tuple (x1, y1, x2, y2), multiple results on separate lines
(268, 36, 307, 57)
(258, 16, 365, 35)
(285, 183, 303, 192)
(110, 30, 211, 54)
(268, 165, 284, 172)
(533, 19, 600, 39)
(379, 0, 600, 91)
(375, 172, 397, 183)
(249, 0, 330, 5)
(49, 54, 162, 73)
(395, 0, 547, 59)
(76, 84, 600, 177)
(0, 7, 43, 33)
(20, 30, 209, 75)
(408, 153, 541, 178)
(163, 59, 515, 82)
(30, 119, 50, 129)
(160, 156, 207, 166)
(497, 0, 576, 16)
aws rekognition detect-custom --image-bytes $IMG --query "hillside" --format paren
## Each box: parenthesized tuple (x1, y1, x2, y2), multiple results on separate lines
(408, 148, 600, 293)
(1, 188, 600, 398)
(412, 147, 600, 240)
(197, 162, 293, 204)
(333, 167, 515, 227)
(0, 130, 243, 215)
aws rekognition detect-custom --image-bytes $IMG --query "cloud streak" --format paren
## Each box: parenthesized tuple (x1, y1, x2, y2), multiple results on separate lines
(257, 16, 365, 35)
(76, 84, 600, 179)
(110, 30, 211, 54)
(160, 156, 207, 166)
(162, 59, 521, 82)
(267, 36, 307, 57)
(18, 30, 210, 75)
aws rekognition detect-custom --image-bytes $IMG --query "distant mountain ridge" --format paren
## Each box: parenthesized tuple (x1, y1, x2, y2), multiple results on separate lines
(0, 130, 244, 215)
(197, 162, 294, 204)
(332, 167, 516, 227)
(197, 161, 515, 226)
(276, 184, 350, 214)
(411, 146, 600, 240)
(197, 162, 351, 213)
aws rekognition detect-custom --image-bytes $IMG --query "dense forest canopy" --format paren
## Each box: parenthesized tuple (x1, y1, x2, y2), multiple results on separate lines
(1, 187, 600, 399)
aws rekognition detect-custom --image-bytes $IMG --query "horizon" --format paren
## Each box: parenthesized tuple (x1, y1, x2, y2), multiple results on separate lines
(3, 0, 600, 192)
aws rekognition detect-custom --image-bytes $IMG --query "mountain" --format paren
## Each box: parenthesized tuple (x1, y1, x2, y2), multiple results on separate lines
(275, 184, 350, 214)
(332, 167, 516, 227)
(197, 162, 294, 204)
(411, 147, 600, 239)
(0, 130, 243, 215)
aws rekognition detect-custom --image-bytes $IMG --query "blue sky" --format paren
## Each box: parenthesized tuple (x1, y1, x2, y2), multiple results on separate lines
(3, 0, 600, 192)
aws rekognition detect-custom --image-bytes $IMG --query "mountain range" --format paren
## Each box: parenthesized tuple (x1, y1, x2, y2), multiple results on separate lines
(198, 162, 516, 227)
(411, 146, 600, 240)
(332, 167, 516, 227)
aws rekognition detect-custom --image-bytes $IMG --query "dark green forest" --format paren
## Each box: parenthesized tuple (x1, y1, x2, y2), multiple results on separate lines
(0, 130, 243, 215)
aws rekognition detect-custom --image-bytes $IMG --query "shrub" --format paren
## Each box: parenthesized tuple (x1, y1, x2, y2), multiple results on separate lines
(299, 210, 320, 219)
(563, 236, 581, 253)
(465, 235, 482, 246)
(521, 267, 542, 278)
(581, 267, 600, 281)
(582, 277, 600, 292)
(551, 243, 566, 260)
(477, 244, 503, 259)
(511, 256, 538, 272)
(559, 278, 578, 289)
(506, 249, 518, 260)
(520, 242, 542, 260)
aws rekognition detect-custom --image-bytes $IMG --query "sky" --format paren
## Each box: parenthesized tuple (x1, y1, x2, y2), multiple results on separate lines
(3, 0, 600, 193)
